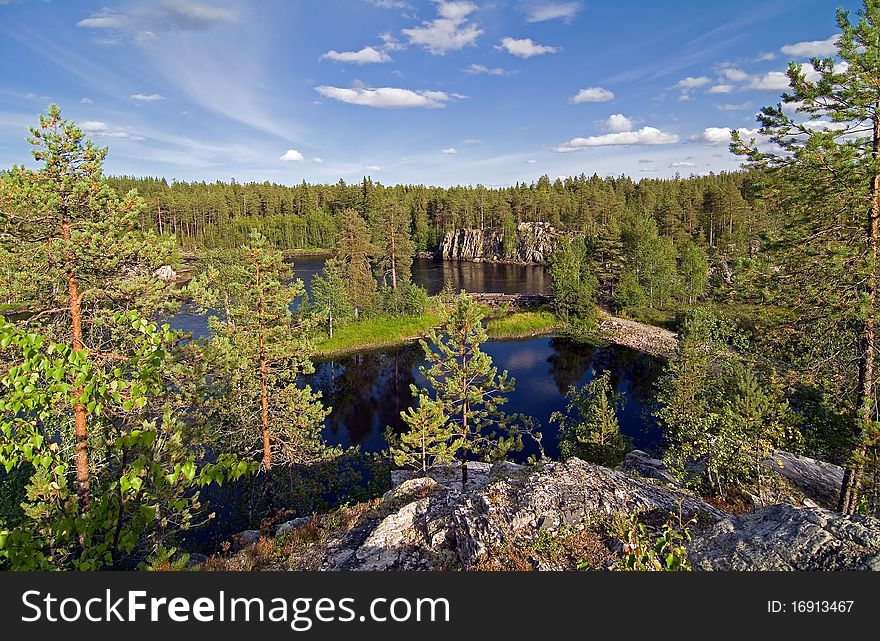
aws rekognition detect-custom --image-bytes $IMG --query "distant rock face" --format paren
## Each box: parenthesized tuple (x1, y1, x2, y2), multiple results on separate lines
(688, 504, 880, 571)
(440, 222, 561, 263)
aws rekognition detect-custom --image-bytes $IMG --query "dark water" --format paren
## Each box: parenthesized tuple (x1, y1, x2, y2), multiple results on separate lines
(312, 337, 662, 459)
(170, 257, 549, 339)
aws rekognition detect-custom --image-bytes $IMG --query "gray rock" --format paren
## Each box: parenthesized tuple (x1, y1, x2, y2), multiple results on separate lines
(324, 458, 722, 571)
(232, 529, 261, 551)
(154, 265, 178, 282)
(688, 504, 880, 570)
(763, 451, 844, 509)
(439, 223, 562, 264)
(619, 449, 680, 486)
(275, 517, 313, 536)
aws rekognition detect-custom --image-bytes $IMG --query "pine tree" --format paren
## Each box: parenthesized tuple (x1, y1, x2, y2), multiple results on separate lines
(336, 208, 377, 319)
(418, 293, 518, 488)
(377, 201, 414, 289)
(189, 230, 331, 471)
(547, 238, 599, 325)
(732, 0, 880, 512)
(551, 371, 631, 467)
(385, 391, 458, 473)
(0, 105, 176, 508)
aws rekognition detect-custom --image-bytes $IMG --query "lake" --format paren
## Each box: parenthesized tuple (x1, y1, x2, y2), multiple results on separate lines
(168, 256, 662, 458)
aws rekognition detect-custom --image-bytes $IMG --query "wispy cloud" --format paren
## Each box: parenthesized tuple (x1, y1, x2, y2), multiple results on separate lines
(464, 63, 515, 76)
(81, 120, 145, 141)
(320, 46, 391, 64)
(130, 93, 166, 101)
(553, 126, 678, 151)
(525, 2, 581, 23)
(441, 147, 458, 154)
(315, 85, 458, 108)
(77, 0, 237, 41)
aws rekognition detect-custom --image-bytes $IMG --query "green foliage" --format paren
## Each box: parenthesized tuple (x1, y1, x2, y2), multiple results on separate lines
(311, 257, 354, 336)
(386, 392, 458, 473)
(609, 512, 693, 572)
(655, 308, 798, 497)
(379, 281, 430, 317)
(612, 271, 647, 311)
(417, 293, 520, 486)
(548, 238, 599, 328)
(551, 371, 631, 467)
(0, 314, 255, 570)
(188, 230, 333, 468)
(336, 208, 377, 318)
(677, 240, 709, 304)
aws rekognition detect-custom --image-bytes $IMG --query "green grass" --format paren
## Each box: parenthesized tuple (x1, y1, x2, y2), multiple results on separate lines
(485, 310, 559, 339)
(313, 312, 442, 358)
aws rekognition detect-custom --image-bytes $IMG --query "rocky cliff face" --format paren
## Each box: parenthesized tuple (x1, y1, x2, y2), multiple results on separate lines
(440, 222, 561, 263)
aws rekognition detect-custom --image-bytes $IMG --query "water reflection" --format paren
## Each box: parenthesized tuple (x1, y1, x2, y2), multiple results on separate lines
(311, 336, 662, 460)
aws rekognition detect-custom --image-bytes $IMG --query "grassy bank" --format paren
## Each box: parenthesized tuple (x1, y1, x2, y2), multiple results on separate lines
(313, 312, 443, 358)
(485, 310, 559, 339)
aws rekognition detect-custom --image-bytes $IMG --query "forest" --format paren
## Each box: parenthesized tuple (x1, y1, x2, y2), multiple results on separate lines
(1, 1, 880, 572)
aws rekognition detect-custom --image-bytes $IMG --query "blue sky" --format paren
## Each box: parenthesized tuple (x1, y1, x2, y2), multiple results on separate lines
(0, 0, 858, 186)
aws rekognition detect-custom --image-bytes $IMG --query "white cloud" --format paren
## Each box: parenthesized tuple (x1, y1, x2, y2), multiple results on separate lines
(314, 85, 457, 108)
(525, 2, 581, 23)
(570, 86, 614, 103)
(552, 126, 679, 151)
(691, 126, 759, 145)
(368, 0, 410, 8)
(670, 161, 696, 168)
(463, 138, 484, 144)
(441, 147, 458, 154)
(716, 102, 752, 111)
(80, 120, 144, 141)
(280, 149, 304, 162)
(130, 93, 166, 101)
(754, 52, 777, 62)
(496, 37, 559, 58)
(781, 35, 836, 58)
(312, 157, 324, 163)
(465, 63, 514, 76)
(674, 76, 711, 92)
(602, 113, 634, 133)
(77, 1, 236, 39)
(80, 97, 93, 104)
(526, 159, 537, 164)
(379, 32, 406, 51)
(401, 1, 483, 55)
(720, 67, 750, 82)
(320, 46, 391, 64)
(748, 71, 790, 91)
(365, 165, 383, 171)
(707, 84, 734, 94)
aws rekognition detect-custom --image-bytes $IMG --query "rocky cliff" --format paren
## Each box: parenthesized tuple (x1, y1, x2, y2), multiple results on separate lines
(220, 453, 880, 571)
(440, 222, 561, 263)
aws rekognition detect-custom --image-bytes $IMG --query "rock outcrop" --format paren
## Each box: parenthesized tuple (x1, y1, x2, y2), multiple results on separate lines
(322, 459, 723, 571)
(440, 222, 561, 263)
(230, 454, 879, 571)
(597, 313, 679, 357)
(688, 504, 880, 570)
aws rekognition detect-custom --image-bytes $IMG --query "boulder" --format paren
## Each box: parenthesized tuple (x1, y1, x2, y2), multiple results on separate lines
(688, 504, 880, 571)
(763, 451, 844, 509)
(154, 265, 178, 282)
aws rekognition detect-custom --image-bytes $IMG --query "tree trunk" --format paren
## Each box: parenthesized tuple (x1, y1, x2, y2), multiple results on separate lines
(839, 109, 880, 514)
(260, 342, 271, 472)
(62, 217, 90, 509)
(461, 401, 468, 490)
